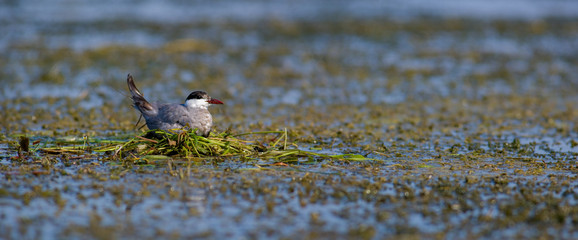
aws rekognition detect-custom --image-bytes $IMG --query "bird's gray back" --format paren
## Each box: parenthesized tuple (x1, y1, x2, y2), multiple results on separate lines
(143, 103, 213, 136)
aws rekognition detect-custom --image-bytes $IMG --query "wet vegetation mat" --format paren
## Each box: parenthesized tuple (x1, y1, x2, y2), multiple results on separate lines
(1, 5, 578, 239)
(99, 129, 371, 161)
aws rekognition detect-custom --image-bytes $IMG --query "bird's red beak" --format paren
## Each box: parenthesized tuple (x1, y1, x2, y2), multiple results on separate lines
(207, 98, 223, 104)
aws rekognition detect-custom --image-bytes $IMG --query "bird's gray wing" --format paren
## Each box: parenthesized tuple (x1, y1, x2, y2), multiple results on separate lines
(157, 104, 193, 128)
(127, 74, 156, 115)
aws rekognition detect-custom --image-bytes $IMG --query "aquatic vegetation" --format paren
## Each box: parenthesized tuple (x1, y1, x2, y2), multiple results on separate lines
(0, 8, 577, 240)
(97, 129, 371, 162)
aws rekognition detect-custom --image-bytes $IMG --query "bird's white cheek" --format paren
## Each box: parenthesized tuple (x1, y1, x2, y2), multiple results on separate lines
(185, 99, 209, 108)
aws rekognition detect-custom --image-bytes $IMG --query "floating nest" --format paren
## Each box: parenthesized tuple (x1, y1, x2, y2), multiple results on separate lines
(97, 129, 371, 162)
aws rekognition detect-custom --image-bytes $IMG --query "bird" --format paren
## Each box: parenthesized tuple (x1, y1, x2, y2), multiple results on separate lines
(126, 74, 223, 137)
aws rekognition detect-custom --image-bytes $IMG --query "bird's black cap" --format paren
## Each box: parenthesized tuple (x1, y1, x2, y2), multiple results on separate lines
(186, 91, 208, 100)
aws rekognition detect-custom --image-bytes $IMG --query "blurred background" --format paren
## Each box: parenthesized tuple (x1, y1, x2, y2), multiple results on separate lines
(0, 0, 577, 135)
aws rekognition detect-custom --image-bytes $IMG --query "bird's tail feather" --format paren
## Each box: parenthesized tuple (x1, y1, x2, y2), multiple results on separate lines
(127, 74, 155, 113)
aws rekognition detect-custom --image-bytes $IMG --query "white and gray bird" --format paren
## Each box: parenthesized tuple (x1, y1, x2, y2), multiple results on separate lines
(127, 74, 223, 137)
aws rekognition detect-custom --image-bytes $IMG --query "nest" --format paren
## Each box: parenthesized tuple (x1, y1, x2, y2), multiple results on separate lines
(97, 129, 371, 162)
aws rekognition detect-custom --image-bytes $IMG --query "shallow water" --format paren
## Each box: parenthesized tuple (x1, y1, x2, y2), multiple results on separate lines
(1, 0, 578, 239)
